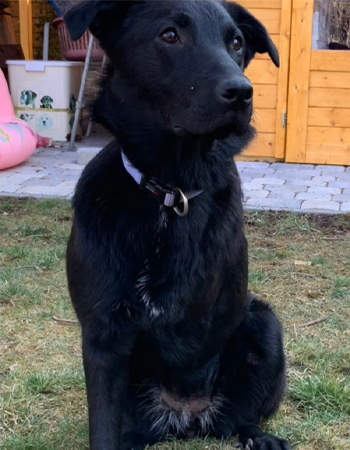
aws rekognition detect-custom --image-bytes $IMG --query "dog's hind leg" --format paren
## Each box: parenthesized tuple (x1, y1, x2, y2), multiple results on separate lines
(213, 297, 290, 450)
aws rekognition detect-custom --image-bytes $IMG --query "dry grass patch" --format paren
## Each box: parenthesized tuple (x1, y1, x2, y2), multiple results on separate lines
(1, 198, 349, 450)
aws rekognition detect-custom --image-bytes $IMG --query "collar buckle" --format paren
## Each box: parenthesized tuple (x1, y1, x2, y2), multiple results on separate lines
(140, 176, 175, 205)
(173, 189, 189, 217)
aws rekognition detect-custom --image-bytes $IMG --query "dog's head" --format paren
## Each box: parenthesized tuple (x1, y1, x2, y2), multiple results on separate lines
(19, 113, 34, 122)
(38, 114, 53, 129)
(65, 0, 278, 139)
(20, 90, 37, 106)
(41, 96, 53, 107)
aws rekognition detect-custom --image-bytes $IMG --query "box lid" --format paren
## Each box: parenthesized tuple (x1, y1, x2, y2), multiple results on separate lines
(6, 60, 84, 72)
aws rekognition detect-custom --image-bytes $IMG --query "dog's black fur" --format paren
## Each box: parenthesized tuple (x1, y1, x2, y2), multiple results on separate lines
(65, 1, 289, 449)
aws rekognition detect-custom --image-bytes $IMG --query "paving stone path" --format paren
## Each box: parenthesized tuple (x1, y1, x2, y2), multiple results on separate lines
(1, 147, 350, 214)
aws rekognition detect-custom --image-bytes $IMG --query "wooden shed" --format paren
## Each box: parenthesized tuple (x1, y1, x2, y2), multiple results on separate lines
(12, 0, 350, 166)
(237, 0, 350, 165)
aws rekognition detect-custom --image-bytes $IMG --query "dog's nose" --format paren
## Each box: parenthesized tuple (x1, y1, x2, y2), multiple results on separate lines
(220, 78, 253, 106)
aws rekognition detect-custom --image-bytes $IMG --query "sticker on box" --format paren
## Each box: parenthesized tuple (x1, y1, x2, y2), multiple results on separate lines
(40, 95, 54, 109)
(20, 90, 37, 108)
(37, 112, 55, 131)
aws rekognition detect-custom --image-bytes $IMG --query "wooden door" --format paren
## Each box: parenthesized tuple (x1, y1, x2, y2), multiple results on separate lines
(286, 0, 350, 165)
(237, 0, 293, 161)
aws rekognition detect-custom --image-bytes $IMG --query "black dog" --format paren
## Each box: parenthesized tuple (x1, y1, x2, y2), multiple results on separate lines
(65, 1, 289, 449)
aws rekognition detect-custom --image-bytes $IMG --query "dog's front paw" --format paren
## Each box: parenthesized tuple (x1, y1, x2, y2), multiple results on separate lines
(120, 441, 145, 450)
(252, 434, 290, 450)
(120, 432, 146, 450)
(233, 438, 254, 450)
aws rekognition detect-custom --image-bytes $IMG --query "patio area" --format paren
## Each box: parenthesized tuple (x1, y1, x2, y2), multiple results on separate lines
(1, 141, 350, 214)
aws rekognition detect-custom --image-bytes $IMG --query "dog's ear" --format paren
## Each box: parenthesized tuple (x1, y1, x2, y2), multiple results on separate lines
(223, 2, 279, 68)
(64, 0, 135, 44)
(64, 0, 100, 41)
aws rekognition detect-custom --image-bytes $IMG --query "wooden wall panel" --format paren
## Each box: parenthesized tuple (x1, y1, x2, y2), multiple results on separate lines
(311, 51, 350, 72)
(285, 0, 314, 163)
(274, 0, 293, 158)
(308, 108, 350, 128)
(309, 88, 350, 109)
(242, 133, 276, 157)
(245, 59, 279, 84)
(252, 109, 277, 133)
(237, 0, 282, 9)
(308, 127, 350, 146)
(306, 144, 350, 165)
(254, 85, 278, 109)
(310, 71, 350, 89)
(235, 0, 290, 161)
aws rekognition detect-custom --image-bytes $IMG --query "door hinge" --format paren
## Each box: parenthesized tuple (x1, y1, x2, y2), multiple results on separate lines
(282, 110, 287, 128)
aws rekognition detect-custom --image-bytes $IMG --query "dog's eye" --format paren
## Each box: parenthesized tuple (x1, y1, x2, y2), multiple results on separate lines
(160, 28, 179, 44)
(232, 37, 242, 52)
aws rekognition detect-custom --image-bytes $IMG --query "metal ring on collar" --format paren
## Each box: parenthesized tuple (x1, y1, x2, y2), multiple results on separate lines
(173, 189, 189, 217)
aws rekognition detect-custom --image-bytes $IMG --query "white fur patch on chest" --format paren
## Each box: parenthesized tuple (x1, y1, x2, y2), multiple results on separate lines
(140, 386, 224, 436)
(135, 272, 151, 307)
(135, 207, 170, 319)
(135, 258, 164, 319)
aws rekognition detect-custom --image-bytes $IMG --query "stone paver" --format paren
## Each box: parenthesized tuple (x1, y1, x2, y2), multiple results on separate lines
(328, 181, 350, 189)
(333, 194, 350, 203)
(265, 184, 308, 192)
(307, 186, 342, 195)
(301, 201, 340, 212)
(244, 190, 269, 199)
(316, 165, 345, 172)
(0, 148, 78, 199)
(341, 202, 350, 212)
(245, 198, 302, 210)
(268, 191, 296, 199)
(1, 145, 350, 214)
(286, 179, 327, 187)
(295, 193, 332, 201)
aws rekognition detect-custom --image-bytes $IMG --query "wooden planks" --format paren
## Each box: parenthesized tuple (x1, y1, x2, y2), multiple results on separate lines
(236, 0, 290, 160)
(235, 0, 282, 9)
(309, 87, 350, 108)
(310, 71, 350, 89)
(252, 109, 277, 133)
(311, 51, 350, 72)
(285, 0, 314, 163)
(308, 107, 350, 128)
(308, 126, 350, 146)
(254, 84, 278, 109)
(306, 144, 350, 165)
(274, 0, 293, 158)
(245, 59, 279, 84)
(243, 133, 276, 157)
(306, 52, 350, 167)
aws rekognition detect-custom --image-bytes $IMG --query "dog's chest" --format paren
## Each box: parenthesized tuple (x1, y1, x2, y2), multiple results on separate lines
(131, 208, 235, 323)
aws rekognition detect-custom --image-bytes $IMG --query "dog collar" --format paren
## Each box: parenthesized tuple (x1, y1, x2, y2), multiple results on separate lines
(121, 151, 202, 217)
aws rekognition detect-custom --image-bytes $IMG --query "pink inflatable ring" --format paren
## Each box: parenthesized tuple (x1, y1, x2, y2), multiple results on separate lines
(0, 68, 37, 170)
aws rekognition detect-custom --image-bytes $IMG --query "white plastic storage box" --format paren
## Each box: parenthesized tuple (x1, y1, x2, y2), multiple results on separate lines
(6, 60, 83, 141)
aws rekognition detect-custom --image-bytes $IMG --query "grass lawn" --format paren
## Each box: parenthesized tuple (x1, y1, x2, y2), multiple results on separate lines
(1, 197, 349, 450)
